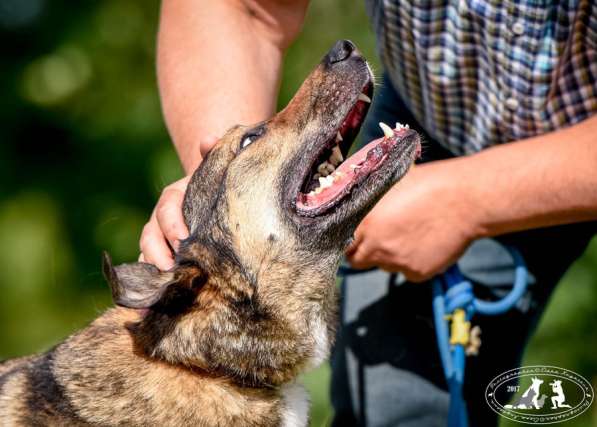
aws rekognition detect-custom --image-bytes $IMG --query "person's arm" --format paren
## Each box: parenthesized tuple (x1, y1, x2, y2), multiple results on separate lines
(140, 0, 309, 269)
(466, 115, 597, 236)
(347, 115, 597, 281)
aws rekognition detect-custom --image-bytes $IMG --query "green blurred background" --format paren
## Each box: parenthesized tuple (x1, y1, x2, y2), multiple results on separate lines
(0, 1, 595, 425)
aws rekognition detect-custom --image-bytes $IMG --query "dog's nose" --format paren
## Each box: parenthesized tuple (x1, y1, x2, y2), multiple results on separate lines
(326, 40, 358, 64)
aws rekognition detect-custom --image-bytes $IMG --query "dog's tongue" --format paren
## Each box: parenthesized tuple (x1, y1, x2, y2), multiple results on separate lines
(297, 126, 414, 213)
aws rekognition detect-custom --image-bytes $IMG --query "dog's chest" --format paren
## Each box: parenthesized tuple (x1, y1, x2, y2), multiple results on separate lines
(306, 315, 330, 369)
(280, 382, 309, 427)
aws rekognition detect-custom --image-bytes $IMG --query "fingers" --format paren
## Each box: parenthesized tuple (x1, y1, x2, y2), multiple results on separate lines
(155, 184, 189, 250)
(345, 239, 375, 270)
(140, 212, 176, 270)
(139, 176, 191, 271)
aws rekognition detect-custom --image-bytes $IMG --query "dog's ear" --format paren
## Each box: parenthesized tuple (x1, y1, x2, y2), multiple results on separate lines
(102, 252, 207, 311)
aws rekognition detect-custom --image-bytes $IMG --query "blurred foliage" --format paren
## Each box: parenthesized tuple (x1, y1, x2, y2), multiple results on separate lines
(0, 0, 594, 426)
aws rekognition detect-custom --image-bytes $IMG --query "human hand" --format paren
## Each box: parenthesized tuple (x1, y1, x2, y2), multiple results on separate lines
(346, 160, 482, 282)
(139, 136, 219, 270)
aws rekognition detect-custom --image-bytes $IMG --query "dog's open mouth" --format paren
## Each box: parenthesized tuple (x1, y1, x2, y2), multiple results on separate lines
(295, 79, 419, 217)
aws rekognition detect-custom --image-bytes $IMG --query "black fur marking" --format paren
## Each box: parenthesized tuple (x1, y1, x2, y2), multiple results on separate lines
(23, 351, 83, 423)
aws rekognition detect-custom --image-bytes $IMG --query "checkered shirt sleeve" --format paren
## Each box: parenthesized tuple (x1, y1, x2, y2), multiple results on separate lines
(365, 0, 597, 155)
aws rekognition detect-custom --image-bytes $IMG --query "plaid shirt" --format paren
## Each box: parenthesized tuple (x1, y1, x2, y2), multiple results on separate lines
(365, 0, 597, 155)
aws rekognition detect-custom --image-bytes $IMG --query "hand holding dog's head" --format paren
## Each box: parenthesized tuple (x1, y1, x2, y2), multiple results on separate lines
(102, 41, 419, 385)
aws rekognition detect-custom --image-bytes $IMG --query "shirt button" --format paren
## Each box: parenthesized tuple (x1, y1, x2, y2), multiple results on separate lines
(512, 21, 525, 36)
(505, 97, 519, 111)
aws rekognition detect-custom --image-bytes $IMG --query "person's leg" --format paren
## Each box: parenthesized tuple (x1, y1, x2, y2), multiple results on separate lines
(329, 74, 597, 427)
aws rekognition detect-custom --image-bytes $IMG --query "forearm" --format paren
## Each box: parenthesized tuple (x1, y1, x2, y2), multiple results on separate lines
(157, 0, 308, 173)
(457, 115, 597, 238)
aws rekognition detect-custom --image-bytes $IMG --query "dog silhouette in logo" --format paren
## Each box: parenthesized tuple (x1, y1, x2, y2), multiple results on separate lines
(550, 380, 572, 409)
(505, 377, 547, 409)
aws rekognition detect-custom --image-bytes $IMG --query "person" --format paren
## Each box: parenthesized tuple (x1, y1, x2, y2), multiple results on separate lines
(140, 1, 597, 426)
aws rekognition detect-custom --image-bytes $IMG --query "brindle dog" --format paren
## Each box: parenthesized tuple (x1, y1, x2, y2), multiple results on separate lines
(0, 40, 419, 426)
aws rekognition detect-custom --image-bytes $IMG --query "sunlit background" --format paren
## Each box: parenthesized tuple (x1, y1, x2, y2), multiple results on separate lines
(0, 1, 595, 425)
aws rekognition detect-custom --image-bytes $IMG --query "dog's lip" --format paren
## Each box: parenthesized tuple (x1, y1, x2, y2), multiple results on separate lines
(291, 77, 373, 214)
(295, 126, 419, 216)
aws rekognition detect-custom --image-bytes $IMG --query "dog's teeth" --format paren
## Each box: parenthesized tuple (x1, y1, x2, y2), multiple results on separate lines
(308, 191, 315, 197)
(317, 163, 329, 176)
(318, 176, 334, 189)
(336, 131, 343, 142)
(325, 163, 335, 174)
(314, 186, 323, 195)
(379, 122, 394, 138)
(358, 93, 371, 103)
(330, 146, 344, 164)
(395, 122, 410, 130)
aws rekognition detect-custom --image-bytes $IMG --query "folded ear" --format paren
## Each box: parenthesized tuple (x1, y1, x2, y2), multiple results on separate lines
(102, 252, 206, 310)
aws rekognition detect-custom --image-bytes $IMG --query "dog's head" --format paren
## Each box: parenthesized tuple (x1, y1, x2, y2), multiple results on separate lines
(103, 40, 419, 385)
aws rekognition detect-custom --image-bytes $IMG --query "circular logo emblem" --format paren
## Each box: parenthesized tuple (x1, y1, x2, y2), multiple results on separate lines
(485, 366, 594, 424)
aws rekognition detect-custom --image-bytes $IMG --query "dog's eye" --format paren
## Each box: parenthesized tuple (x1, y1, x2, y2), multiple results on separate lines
(241, 136, 254, 149)
(239, 125, 266, 151)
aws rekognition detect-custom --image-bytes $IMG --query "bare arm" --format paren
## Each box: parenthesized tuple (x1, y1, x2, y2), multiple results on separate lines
(467, 114, 597, 237)
(347, 115, 597, 280)
(141, 0, 309, 268)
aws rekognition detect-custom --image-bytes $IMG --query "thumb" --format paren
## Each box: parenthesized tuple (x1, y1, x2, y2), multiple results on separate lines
(199, 135, 219, 158)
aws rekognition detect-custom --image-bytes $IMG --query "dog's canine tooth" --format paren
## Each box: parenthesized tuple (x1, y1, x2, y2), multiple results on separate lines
(358, 93, 371, 103)
(317, 163, 329, 176)
(379, 122, 394, 138)
(336, 131, 343, 142)
(325, 163, 335, 174)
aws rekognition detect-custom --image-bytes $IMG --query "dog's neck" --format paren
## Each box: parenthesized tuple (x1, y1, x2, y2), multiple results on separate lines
(129, 261, 337, 388)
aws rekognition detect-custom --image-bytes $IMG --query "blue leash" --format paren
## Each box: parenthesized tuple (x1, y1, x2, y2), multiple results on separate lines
(338, 245, 529, 427)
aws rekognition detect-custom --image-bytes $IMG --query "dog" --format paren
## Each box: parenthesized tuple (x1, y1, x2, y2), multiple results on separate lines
(505, 377, 546, 410)
(0, 40, 419, 426)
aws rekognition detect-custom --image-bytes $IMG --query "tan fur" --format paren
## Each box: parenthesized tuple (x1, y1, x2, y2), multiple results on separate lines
(0, 41, 419, 426)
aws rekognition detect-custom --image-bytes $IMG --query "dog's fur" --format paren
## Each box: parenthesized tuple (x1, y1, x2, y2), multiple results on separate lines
(0, 41, 419, 426)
